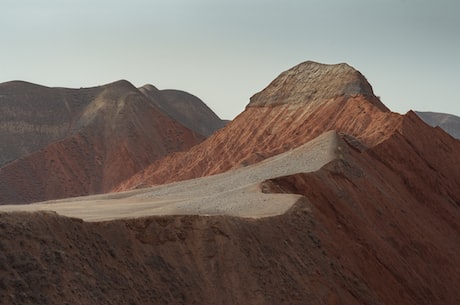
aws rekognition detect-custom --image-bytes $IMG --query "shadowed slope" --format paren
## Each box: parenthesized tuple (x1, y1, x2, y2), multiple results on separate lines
(0, 81, 204, 204)
(0, 60, 459, 304)
(0, 119, 459, 304)
(139, 85, 227, 137)
(0, 81, 100, 166)
(416, 111, 460, 139)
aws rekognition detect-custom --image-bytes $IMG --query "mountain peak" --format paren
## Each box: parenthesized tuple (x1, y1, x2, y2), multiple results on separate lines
(139, 84, 160, 92)
(248, 61, 387, 111)
(102, 79, 138, 91)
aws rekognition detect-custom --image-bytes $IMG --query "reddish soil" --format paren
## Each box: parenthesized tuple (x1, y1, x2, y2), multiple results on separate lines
(115, 94, 402, 191)
(1, 116, 459, 304)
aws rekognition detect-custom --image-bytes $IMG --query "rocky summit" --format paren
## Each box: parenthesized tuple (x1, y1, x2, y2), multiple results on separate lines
(248, 61, 388, 111)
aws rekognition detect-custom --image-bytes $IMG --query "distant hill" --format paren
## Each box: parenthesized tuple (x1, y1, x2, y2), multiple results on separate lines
(139, 85, 227, 137)
(415, 111, 460, 139)
(0, 80, 225, 204)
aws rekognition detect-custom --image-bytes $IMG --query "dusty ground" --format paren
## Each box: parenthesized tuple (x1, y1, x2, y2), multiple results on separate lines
(0, 125, 459, 304)
(0, 131, 339, 221)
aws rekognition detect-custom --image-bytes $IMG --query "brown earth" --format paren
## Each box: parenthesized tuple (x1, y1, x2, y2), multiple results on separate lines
(0, 122, 459, 304)
(0, 61, 459, 304)
(0, 80, 208, 204)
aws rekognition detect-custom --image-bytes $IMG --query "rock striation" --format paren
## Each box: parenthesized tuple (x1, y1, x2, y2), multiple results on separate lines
(0, 81, 99, 166)
(0, 80, 225, 204)
(115, 61, 398, 190)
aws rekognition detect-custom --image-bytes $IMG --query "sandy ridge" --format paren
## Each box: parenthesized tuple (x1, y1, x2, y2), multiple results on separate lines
(0, 130, 341, 221)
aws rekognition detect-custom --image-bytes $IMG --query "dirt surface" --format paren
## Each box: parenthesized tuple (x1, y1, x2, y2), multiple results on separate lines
(0, 131, 339, 220)
(1, 121, 459, 304)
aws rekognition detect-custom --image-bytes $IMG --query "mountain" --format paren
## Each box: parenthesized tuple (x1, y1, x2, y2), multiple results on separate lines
(115, 62, 400, 191)
(0, 80, 226, 204)
(0, 81, 100, 166)
(139, 84, 228, 137)
(415, 111, 460, 139)
(0, 61, 459, 304)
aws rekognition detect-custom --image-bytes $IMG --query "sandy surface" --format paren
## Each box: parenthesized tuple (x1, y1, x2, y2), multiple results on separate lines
(0, 131, 339, 221)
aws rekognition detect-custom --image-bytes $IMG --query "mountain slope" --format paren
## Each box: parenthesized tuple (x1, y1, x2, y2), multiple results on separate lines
(0, 80, 205, 204)
(115, 62, 402, 191)
(0, 122, 459, 304)
(416, 111, 460, 139)
(139, 85, 228, 137)
(0, 81, 100, 166)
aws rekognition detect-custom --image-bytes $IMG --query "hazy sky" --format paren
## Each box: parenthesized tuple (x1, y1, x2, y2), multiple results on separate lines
(1, 0, 459, 119)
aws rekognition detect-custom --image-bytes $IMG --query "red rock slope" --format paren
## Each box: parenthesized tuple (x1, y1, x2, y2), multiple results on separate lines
(0, 80, 205, 204)
(115, 61, 402, 190)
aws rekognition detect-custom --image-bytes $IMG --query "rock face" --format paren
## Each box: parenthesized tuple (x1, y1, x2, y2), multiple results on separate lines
(416, 111, 460, 139)
(0, 61, 459, 305)
(248, 61, 385, 110)
(0, 121, 459, 304)
(0, 80, 224, 204)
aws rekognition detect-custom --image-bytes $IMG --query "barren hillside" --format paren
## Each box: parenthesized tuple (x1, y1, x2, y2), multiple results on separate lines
(0, 80, 227, 204)
(115, 62, 401, 191)
(0, 61, 459, 305)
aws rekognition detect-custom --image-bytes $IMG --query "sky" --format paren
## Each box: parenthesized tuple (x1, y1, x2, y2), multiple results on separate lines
(1, 0, 459, 119)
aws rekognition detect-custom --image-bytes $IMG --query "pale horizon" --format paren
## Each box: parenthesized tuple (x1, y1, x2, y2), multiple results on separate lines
(2, 0, 459, 119)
